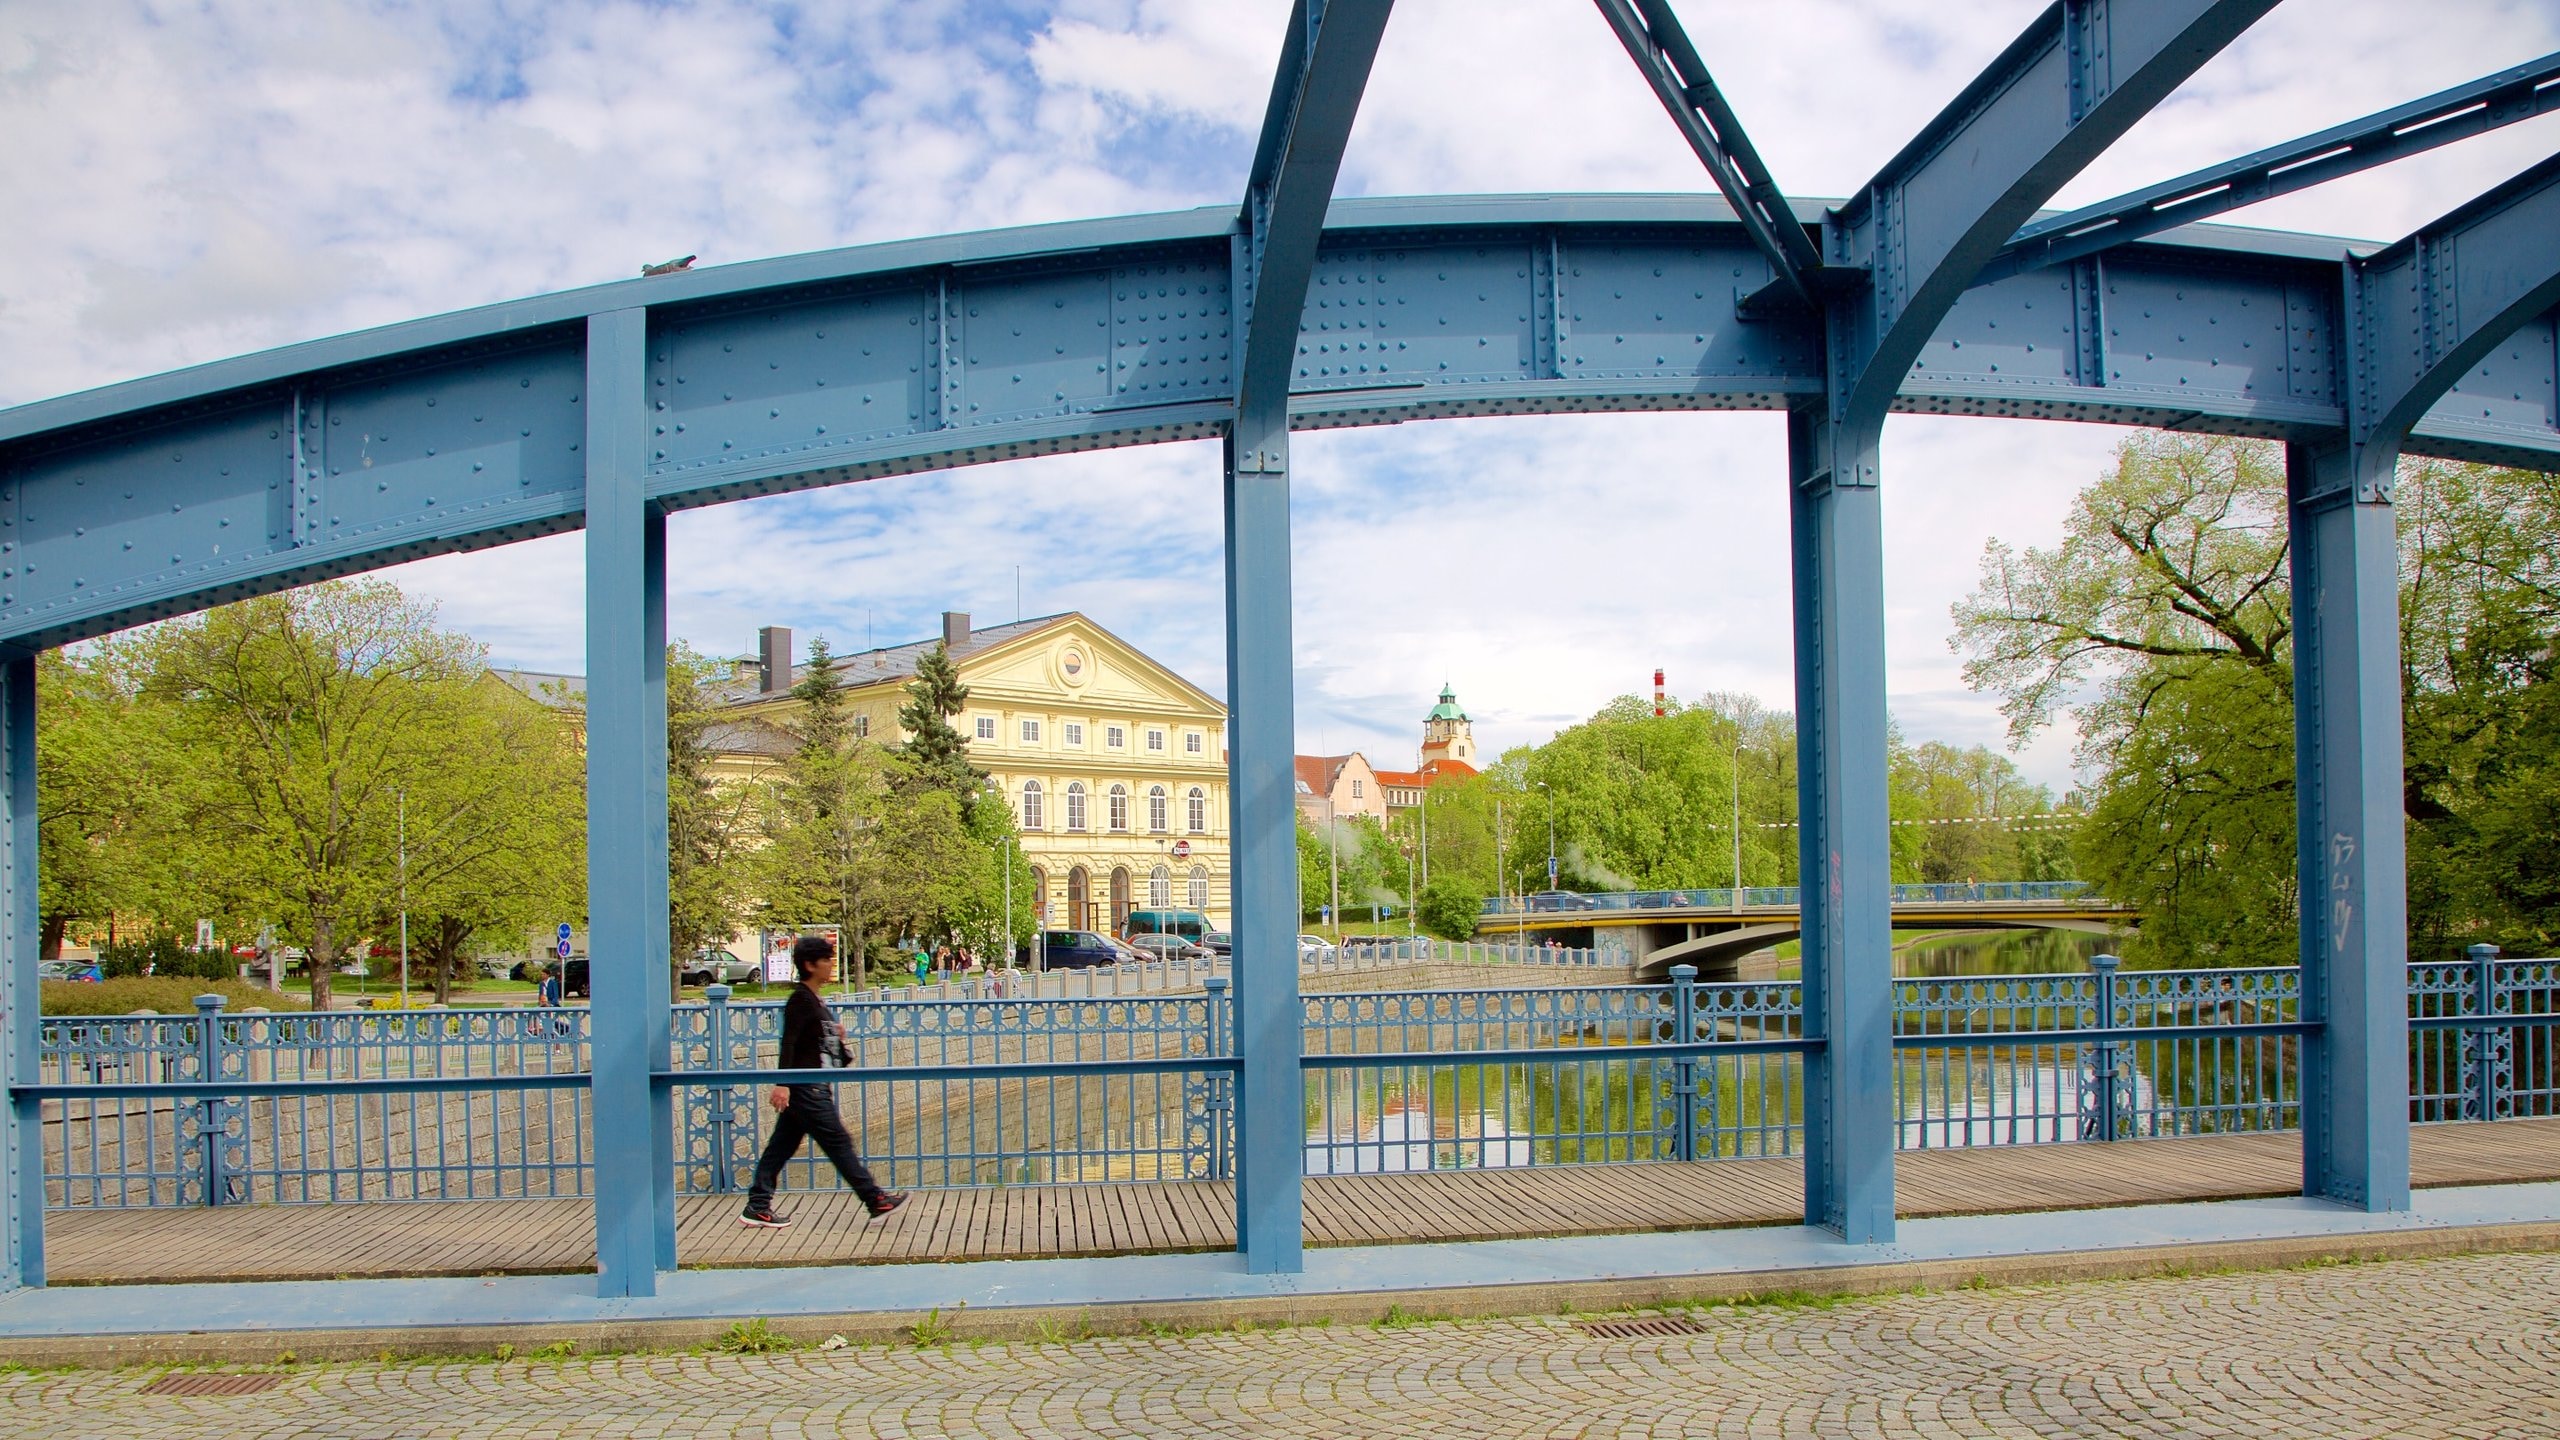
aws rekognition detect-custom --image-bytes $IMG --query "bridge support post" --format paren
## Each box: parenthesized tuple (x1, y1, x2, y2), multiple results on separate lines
(1223, 411, 1304, 1274)
(2, 656, 38, 1290)
(1787, 407, 1896, 1245)
(2287, 441, 2410, 1212)
(586, 308, 679, 1295)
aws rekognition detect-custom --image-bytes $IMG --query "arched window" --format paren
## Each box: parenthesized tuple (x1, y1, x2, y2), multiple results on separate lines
(1108, 783, 1129, 832)
(1147, 785, 1168, 833)
(1068, 866, 1091, 930)
(1148, 864, 1171, 908)
(1020, 779, 1044, 831)
(1030, 866, 1049, 924)
(1187, 786, 1207, 833)
(1066, 782, 1088, 833)
(1188, 865, 1209, 911)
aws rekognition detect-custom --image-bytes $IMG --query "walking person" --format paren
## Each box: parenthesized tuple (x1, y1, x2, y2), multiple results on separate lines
(740, 934, 907, 1229)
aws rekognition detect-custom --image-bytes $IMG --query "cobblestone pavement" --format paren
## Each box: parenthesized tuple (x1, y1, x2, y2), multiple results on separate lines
(7, 1251, 2559, 1438)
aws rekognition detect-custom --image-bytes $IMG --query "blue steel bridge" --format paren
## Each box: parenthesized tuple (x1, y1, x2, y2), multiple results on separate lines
(4, 0, 2560, 1341)
(1472, 881, 2137, 974)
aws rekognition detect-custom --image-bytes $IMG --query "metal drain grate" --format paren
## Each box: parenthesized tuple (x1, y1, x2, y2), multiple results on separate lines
(1577, 1315, 1708, 1340)
(141, 1373, 283, 1397)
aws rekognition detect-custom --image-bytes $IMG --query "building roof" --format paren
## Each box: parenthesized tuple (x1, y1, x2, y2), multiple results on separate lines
(1426, 683, 1468, 723)
(1294, 754, 1352, 796)
(490, 668, 585, 706)
(721, 613, 1074, 703)
(1374, 757, 1475, 790)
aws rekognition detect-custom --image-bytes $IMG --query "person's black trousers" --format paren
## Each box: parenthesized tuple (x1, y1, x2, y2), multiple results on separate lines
(748, 1085, 884, 1208)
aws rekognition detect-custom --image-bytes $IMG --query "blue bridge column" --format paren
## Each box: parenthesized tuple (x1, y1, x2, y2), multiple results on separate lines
(1787, 406, 1895, 1244)
(2288, 442, 2410, 1211)
(585, 308, 678, 1295)
(1223, 408, 1304, 1274)
(2, 656, 39, 1290)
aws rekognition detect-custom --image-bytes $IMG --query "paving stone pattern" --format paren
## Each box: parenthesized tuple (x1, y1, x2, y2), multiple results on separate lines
(7, 1250, 2559, 1437)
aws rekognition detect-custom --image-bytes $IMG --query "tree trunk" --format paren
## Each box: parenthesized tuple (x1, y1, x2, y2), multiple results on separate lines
(308, 916, 337, 1011)
(40, 912, 67, 961)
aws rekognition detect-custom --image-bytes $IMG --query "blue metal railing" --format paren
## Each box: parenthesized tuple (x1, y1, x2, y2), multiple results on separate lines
(28, 947, 2555, 1206)
(1478, 880, 2100, 916)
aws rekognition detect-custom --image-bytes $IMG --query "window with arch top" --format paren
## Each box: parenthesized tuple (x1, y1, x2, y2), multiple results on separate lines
(1187, 865, 1209, 911)
(1147, 784, 1168, 833)
(1148, 864, 1171, 909)
(1187, 786, 1206, 834)
(1066, 781, 1088, 832)
(1107, 783, 1129, 832)
(1020, 779, 1044, 831)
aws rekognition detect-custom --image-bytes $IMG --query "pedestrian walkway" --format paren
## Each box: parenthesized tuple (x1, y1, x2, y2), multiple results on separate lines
(43, 1119, 2560, 1284)
(5, 1247, 2552, 1437)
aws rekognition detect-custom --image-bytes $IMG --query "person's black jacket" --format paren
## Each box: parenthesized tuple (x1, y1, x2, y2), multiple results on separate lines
(778, 985, 851, 1073)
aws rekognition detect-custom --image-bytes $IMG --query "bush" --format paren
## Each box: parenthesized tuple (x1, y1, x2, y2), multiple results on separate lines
(1417, 879, 1485, 942)
(97, 931, 236, 982)
(40, 977, 308, 1016)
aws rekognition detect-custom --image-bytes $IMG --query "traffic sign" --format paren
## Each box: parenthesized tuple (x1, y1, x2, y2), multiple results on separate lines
(1170, 839, 1191, 860)
(556, 923, 573, 944)
(555, 937, 573, 960)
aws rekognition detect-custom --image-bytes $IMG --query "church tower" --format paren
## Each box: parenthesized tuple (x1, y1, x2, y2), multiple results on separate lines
(1419, 683, 1476, 770)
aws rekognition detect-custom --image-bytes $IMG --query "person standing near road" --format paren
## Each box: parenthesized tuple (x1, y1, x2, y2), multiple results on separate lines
(740, 934, 908, 1229)
(532, 963, 562, 1009)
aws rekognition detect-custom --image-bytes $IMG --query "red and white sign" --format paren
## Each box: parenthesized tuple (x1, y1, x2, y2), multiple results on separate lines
(1170, 839, 1192, 860)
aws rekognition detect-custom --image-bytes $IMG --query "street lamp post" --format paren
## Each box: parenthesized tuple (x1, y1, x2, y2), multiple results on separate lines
(1323, 796, 1342, 943)
(1731, 733, 1745, 915)
(1538, 780, 1556, 891)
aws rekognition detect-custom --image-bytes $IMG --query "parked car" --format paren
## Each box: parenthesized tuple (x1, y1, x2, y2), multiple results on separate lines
(1039, 930, 1125, 971)
(1296, 934, 1336, 963)
(36, 959, 101, 983)
(1125, 933, 1207, 962)
(1200, 931, 1233, 956)
(562, 958, 590, 998)
(679, 948, 758, 987)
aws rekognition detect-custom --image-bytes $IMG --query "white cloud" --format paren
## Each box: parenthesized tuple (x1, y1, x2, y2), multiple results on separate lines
(5, 0, 2543, 804)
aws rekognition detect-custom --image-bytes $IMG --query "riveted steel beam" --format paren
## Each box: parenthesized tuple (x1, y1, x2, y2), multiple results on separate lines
(1592, 0, 1822, 305)
(3, 195, 2557, 657)
(1828, 0, 2281, 436)
(1228, 0, 1394, 1279)
(2289, 154, 2560, 1215)
(1, 658, 34, 1291)
(1990, 52, 2560, 283)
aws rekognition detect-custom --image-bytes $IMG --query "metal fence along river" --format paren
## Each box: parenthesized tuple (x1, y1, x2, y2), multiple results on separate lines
(31, 948, 2552, 1208)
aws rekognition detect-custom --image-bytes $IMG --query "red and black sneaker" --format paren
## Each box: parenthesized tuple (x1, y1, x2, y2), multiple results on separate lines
(737, 1205, 793, 1230)
(865, 1192, 910, 1220)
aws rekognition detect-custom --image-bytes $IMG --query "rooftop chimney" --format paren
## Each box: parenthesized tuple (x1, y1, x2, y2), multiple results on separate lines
(759, 626, 793, 694)
(941, 610, 971, 651)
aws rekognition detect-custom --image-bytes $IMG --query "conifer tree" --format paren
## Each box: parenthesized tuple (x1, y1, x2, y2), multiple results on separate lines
(895, 641, 985, 806)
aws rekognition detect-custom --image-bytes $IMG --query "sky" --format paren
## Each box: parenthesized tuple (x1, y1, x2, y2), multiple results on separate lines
(3, 0, 2555, 792)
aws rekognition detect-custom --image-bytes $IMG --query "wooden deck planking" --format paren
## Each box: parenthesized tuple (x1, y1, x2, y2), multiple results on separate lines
(42, 1119, 2560, 1285)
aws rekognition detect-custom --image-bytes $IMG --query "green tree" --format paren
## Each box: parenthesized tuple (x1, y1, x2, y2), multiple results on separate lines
(1953, 432, 2295, 966)
(133, 580, 488, 1009)
(894, 642, 985, 806)
(1416, 877, 1483, 941)
(400, 677, 588, 1003)
(33, 649, 184, 957)
(664, 644, 762, 974)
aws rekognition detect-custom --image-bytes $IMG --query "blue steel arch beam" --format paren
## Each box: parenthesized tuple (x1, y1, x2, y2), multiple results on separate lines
(2289, 152, 2560, 1216)
(1785, 0, 2274, 1247)
(1591, 0, 1823, 304)
(1223, 0, 1394, 1277)
(1986, 51, 2560, 284)
(8, 199, 2560, 659)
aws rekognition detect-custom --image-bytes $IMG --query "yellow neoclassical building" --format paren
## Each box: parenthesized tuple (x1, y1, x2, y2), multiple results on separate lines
(712, 611, 1229, 935)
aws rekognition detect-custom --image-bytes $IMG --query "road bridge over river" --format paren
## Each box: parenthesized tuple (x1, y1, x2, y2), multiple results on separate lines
(1474, 884, 2137, 976)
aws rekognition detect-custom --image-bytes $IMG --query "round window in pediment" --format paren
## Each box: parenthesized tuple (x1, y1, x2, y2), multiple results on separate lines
(1058, 644, 1089, 687)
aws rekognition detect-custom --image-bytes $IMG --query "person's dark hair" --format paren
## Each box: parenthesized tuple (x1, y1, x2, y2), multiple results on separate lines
(791, 933, 837, 976)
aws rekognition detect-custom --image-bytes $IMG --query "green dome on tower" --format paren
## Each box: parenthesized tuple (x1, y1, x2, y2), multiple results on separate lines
(1426, 684, 1468, 723)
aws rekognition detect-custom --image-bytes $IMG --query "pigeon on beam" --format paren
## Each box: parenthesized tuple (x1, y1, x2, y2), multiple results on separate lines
(640, 255, 697, 277)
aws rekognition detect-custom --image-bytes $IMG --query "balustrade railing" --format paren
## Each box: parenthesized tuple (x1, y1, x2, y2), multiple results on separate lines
(31, 947, 2554, 1207)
